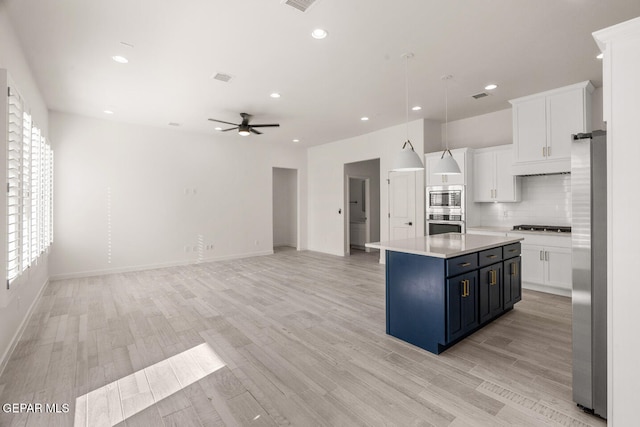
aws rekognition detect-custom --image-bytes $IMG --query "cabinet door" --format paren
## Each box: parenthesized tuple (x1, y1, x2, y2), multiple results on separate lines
(446, 272, 478, 343)
(503, 257, 522, 309)
(547, 89, 585, 161)
(544, 246, 572, 291)
(520, 244, 545, 285)
(514, 97, 547, 163)
(479, 264, 503, 324)
(494, 148, 519, 202)
(425, 154, 446, 186)
(473, 150, 495, 202)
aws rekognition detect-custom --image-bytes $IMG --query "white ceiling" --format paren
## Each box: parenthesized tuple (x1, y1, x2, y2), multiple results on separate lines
(5, 0, 640, 147)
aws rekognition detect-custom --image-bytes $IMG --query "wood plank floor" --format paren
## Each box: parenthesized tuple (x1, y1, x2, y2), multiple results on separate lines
(0, 248, 606, 426)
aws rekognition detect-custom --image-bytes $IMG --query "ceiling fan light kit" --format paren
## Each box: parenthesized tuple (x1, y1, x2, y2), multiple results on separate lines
(391, 52, 425, 172)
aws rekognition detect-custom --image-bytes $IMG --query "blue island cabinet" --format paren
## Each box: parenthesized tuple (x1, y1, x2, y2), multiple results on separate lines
(385, 242, 521, 354)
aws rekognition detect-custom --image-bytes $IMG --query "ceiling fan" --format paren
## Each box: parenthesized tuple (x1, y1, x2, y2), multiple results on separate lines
(208, 113, 280, 136)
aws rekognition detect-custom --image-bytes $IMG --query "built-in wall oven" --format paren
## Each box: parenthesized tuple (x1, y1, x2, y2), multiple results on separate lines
(426, 185, 465, 235)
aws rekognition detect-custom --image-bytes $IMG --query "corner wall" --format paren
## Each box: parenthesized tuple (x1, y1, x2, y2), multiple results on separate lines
(49, 112, 307, 278)
(307, 120, 424, 257)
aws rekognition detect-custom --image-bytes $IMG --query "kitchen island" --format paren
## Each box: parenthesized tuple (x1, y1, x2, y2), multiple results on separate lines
(366, 233, 523, 354)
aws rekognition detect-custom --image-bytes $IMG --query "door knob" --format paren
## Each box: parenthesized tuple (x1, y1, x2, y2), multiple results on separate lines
(405, 221, 413, 226)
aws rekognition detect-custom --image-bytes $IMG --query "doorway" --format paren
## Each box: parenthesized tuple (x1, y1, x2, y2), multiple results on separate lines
(272, 167, 298, 250)
(344, 159, 380, 256)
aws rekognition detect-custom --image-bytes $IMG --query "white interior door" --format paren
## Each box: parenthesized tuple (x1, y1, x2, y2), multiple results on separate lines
(389, 171, 416, 241)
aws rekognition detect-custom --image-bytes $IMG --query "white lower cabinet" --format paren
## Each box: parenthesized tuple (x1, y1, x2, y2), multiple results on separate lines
(507, 232, 571, 296)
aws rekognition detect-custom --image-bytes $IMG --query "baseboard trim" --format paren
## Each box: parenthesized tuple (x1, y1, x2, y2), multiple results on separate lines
(49, 250, 275, 281)
(0, 277, 50, 378)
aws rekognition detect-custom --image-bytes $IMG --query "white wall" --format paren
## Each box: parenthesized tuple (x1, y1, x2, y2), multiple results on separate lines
(345, 158, 381, 243)
(0, 3, 50, 373)
(49, 112, 307, 278)
(445, 109, 512, 149)
(272, 168, 298, 248)
(308, 120, 424, 257)
(594, 17, 640, 424)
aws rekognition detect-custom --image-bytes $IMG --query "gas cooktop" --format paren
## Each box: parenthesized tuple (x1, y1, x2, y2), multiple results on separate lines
(512, 224, 571, 233)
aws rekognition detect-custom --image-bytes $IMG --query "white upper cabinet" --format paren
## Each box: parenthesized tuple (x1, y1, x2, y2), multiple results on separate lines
(510, 81, 594, 175)
(425, 148, 468, 186)
(473, 145, 521, 202)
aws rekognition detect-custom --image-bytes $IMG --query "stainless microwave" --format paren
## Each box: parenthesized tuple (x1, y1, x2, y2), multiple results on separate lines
(427, 185, 465, 212)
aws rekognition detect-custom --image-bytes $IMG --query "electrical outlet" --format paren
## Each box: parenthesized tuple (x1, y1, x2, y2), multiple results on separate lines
(185, 246, 190, 252)
(255, 240, 259, 246)
(503, 210, 509, 218)
(192, 188, 197, 195)
(184, 188, 190, 195)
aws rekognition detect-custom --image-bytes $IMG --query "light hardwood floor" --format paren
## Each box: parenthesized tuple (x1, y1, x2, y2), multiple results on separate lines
(0, 248, 606, 426)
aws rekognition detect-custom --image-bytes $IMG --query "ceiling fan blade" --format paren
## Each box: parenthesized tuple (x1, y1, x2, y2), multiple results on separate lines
(250, 128, 263, 135)
(221, 127, 238, 132)
(208, 118, 239, 126)
(249, 124, 280, 128)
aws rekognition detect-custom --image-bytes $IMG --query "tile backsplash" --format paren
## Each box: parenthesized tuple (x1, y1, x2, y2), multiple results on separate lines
(473, 174, 571, 227)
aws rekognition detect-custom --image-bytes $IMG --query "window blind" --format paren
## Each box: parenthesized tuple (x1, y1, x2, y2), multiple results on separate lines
(7, 87, 23, 284)
(6, 82, 54, 288)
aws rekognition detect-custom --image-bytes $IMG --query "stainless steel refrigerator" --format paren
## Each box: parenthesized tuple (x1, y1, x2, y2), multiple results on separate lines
(571, 130, 607, 419)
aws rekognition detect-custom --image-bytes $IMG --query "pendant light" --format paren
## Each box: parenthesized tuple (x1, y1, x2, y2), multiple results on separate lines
(432, 75, 461, 175)
(391, 53, 424, 172)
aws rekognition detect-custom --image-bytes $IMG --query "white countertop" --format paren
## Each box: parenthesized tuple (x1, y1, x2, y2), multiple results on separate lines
(365, 233, 523, 259)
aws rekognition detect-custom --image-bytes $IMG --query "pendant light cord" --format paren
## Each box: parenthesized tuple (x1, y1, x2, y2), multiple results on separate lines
(445, 78, 448, 151)
(405, 54, 409, 142)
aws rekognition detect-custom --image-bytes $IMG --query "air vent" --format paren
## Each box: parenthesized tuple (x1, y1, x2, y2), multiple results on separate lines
(168, 122, 181, 127)
(212, 73, 233, 83)
(472, 92, 489, 99)
(281, 0, 318, 12)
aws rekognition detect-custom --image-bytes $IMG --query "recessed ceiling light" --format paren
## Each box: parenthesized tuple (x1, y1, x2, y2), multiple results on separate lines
(596, 53, 604, 60)
(311, 28, 328, 39)
(270, 92, 281, 98)
(103, 110, 114, 115)
(293, 139, 300, 143)
(484, 84, 498, 90)
(112, 55, 129, 64)
(360, 117, 369, 121)
(412, 106, 422, 111)
(214, 127, 222, 131)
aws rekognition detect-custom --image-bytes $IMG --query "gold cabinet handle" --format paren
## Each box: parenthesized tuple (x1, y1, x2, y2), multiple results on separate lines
(547, 147, 551, 157)
(487, 254, 497, 259)
(461, 279, 470, 297)
(489, 270, 497, 285)
(459, 262, 471, 267)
